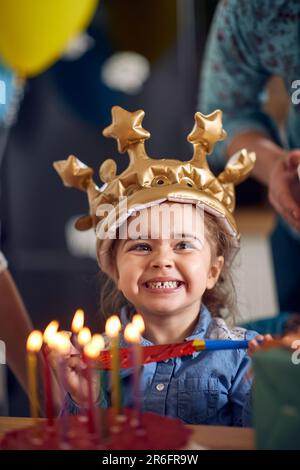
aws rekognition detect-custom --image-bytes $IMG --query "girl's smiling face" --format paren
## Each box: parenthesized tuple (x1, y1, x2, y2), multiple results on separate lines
(114, 203, 224, 321)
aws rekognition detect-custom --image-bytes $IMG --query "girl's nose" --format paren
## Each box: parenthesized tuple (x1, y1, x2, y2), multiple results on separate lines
(150, 250, 174, 269)
(151, 260, 173, 269)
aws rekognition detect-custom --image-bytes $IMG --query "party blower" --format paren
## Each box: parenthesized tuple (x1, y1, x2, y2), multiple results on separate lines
(94, 339, 253, 370)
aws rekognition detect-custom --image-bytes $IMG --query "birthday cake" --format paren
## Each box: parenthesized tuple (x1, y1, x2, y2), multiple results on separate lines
(0, 408, 195, 450)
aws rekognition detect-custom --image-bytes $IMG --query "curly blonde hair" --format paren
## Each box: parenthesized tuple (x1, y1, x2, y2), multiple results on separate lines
(99, 212, 237, 320)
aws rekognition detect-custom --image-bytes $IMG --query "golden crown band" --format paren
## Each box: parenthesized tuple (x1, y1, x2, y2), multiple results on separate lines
(53, 106, 256, 278)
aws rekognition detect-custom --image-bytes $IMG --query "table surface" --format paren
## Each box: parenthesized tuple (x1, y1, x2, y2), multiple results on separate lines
(0, 417, 255, 450)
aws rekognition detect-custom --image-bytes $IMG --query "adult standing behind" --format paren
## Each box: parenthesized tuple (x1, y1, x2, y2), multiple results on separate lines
(0, 250, 32, 394)
(199, 0, 300, 331)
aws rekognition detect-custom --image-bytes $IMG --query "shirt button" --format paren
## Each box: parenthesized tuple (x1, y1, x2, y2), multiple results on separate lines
(156, 383, 165, 391)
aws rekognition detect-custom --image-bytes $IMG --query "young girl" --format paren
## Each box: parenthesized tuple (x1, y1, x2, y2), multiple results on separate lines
(54, 106, 263, 426)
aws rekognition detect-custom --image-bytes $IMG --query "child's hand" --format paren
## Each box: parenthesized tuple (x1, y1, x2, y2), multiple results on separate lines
(65, 352, 100, 406)
(248, 334, 274, 354)
(48, 337, 100, 407)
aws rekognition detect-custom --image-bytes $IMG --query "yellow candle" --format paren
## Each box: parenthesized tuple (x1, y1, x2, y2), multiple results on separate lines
(105, 315, 121, 417)
(26, 330, 43, 425)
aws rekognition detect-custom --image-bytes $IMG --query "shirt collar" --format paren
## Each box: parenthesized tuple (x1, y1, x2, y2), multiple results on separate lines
(185, 304, 212, 340)
(119, 303, 212, 346)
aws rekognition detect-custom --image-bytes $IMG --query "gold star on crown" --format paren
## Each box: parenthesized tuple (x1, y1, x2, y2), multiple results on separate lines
(53, 106, 255, 274)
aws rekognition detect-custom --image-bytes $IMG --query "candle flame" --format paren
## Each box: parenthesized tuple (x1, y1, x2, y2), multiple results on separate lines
(27, 330, 43, 352)
(47, 332, 59, 350)
(132, 314, 145, 334)
(124, 323, 140, 343)
(91, 334, 105, 351)
(52, 331, 71, 354)
(77, 327, 92, 346)
(71, 308, 84, 333)
(84, 338, 103, 359)
(43, 320, 59, 345)
(105, 315, 121, 338)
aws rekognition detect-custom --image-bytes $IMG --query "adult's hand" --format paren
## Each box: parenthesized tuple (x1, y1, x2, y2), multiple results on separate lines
(227, 132, 300, 232)
(268, 150, 300, 232)
(0, 267, 32, 393)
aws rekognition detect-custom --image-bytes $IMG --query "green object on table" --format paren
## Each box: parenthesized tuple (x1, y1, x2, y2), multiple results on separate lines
(253, 348, 300, 450)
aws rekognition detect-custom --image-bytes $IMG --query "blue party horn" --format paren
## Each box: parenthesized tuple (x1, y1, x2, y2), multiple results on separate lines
(192, 339, 249, 350)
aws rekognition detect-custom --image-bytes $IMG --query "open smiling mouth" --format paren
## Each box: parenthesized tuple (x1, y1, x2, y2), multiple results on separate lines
(144, 281, 185, 290)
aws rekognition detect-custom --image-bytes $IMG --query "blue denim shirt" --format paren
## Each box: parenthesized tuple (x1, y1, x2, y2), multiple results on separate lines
(64, 305, 257, 427)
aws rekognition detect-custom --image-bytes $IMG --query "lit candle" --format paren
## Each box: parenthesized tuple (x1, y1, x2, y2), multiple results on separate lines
(77, 327, 92, 348)
(77, 326, 92, 411)
(124, 322, 143, 428)
(132, 314, 145, 374)
(52, 331, 71, 448)
(43, 320, 59, 428)
(105, 315, 122, 418)
(43, 320, 59, 344)
(83, 334, 104, 436)
(90, 333, 105, 352)
(92, 334, 107, 440)
(26, 331, 43, 430)
(132, 314, 145, 412)
(71, 309, 84, 346)
(132, 314, 145, 336)
(72, 317, 89, 417)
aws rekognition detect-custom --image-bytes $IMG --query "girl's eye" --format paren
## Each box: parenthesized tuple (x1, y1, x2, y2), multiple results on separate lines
(175, 241, 194, 250)
(129, 243, 152, 252)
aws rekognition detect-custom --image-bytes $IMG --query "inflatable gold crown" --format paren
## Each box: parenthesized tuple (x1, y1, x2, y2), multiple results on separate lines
(54, 106, 255, 275)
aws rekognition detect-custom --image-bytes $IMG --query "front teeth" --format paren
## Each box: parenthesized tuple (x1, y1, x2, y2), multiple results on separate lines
(146, 281, 181, 289)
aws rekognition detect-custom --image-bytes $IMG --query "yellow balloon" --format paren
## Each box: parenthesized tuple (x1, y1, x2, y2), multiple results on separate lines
(0, 0, 98, 77)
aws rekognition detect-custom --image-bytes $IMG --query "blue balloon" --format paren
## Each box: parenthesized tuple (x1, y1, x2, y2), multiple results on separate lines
(0, 61, 15, 124)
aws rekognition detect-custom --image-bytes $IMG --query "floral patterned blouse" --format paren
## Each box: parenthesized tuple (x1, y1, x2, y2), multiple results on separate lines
(199, 0, 300, 167)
